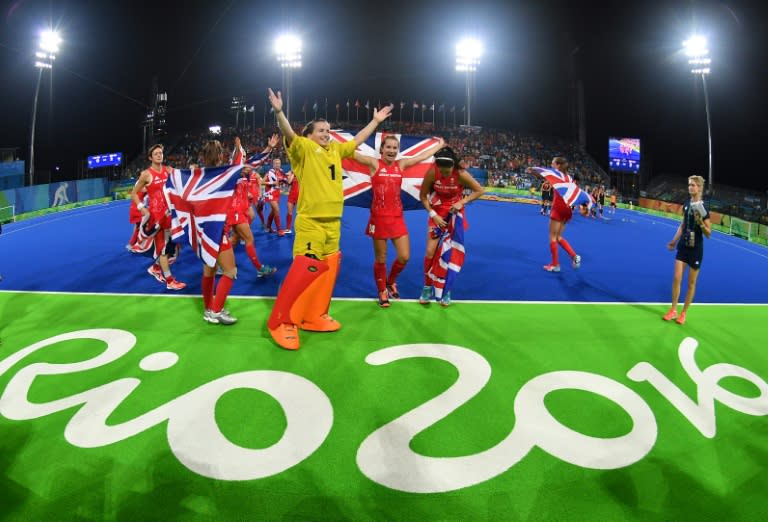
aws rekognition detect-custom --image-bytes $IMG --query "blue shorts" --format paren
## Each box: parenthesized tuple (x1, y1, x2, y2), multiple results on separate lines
(676, 247, 703, 270)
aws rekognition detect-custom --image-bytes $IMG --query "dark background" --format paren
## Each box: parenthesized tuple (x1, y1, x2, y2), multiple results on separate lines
(0, 0, 765, 191)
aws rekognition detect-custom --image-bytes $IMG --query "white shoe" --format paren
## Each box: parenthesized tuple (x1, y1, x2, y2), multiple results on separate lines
(209, 309, 237, 325)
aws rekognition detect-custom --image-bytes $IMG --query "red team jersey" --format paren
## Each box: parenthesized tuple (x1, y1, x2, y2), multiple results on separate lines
(366, 160, 407, 239)
(226, 177, 251, 226)
(287, 174, 299, 204)
(145, 166, 172, 229)
(550, 191, 573, 222)
(231, 145, 246, 166)
(248, 171, 262, 202)
(264, 168, 285, 202)
(430, 168, 463, 215)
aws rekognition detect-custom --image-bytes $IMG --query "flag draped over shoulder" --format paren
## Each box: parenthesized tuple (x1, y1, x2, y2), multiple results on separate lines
(427, 212, 465, 300)
(530, 167, 594, 209)
(166, 165, 244, 267)
(330, 131, 441, 210)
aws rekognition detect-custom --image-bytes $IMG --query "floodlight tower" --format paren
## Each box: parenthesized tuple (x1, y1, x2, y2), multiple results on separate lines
(275, 34, 302, 122)
(30, 29, 61, 186)
(684, 35, 713, 192)
(455, 38, 482, 126)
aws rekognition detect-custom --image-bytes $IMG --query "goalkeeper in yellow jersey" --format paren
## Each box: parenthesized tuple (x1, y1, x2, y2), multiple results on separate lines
(266, 88, 392, 350)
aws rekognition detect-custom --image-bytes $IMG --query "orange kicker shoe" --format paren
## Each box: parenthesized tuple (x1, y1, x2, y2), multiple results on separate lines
(269, 323, 300, 351)
(675, 311, 686, 325)
(300, 314, 341, 332)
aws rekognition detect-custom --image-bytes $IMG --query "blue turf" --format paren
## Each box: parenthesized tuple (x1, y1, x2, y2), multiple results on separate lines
(1, 199, 766, 303)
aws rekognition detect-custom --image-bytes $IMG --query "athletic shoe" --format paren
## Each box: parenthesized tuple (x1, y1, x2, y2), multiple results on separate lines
(440, 291, 452, 307)
(386, 283, 400, 300)
(209, 309, 237, 325)
(675, 311, 686, 325)
(300, 314, 341, 332)
(419, 285, 432, 305)
(269, 323, 300, 350)
(572, 255, 582, 269)
(662, 309, 678, 321)
(257, 265, 277, 277)
(277, 229, 286, 237)
(147, 264, 165, 283)
(204, 309, 219, 324)
(284, 229, 293, 235)
(378, 290, 390, 308)
(165, 277, 187, 291)
(543, 264, 561, 272)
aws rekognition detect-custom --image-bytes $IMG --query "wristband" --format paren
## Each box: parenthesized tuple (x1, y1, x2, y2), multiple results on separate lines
(137, 202, 145, 210)
(429, 210, 437, 218)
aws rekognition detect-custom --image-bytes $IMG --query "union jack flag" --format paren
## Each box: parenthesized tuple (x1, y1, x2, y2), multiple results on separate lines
(529, 167, 594, 209)
(166, 165, 244, 267)
(427, 211, 465, 300)
(329, 131, 441, 209)
(246, 150, 271, 169)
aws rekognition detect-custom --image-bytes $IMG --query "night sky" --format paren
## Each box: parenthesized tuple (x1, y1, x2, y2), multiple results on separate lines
(1, 0, 766, 192)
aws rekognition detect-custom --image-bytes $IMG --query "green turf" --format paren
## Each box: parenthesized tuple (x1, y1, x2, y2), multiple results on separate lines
(1, 292, 766, 520)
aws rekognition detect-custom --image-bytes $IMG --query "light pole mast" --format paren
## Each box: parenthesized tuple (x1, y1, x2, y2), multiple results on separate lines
(455, 38, 482, 127)
(275, 35, 302, 122)
(30, 30, 60, 186)
(684, 36, 713, 193)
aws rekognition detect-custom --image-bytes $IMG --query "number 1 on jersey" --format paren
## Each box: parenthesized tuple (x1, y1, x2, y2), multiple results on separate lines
(328, 164, 336, 180)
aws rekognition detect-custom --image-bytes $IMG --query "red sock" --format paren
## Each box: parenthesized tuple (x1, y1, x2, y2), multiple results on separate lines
(558, 238, 576, 258)
(202, 275, 215, 310)
(274, 214, 283, 231)
(286, 213, 293, 229)
(423, 256, 434, 286)
(374, 261, 387, 292)
(212, 275, 234, 313)
(266, 213, 274, 230)
(549, 241, 559, 266)
(245, 243, 263, 270)
(388, 260, 407, 285)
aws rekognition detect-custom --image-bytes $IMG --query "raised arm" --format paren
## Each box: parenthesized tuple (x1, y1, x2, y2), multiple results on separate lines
(353, 151, 379, 175)
(268, 88, 296, 145)
(398, 137, 446, 170)
(353, 104, 393, 146)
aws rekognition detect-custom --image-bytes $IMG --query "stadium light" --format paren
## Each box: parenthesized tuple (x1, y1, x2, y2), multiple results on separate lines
(30, 29, 61, 186)
(683, 35, 713, 192)
(455, 38, 482, 126)
(275, 34, 302, 121)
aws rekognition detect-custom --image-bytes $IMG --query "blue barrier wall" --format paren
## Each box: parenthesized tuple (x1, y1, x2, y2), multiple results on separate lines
(0, 177, 108, 215)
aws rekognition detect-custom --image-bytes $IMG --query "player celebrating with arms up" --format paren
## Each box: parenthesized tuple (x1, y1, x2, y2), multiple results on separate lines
(265, 89, 392, 350)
